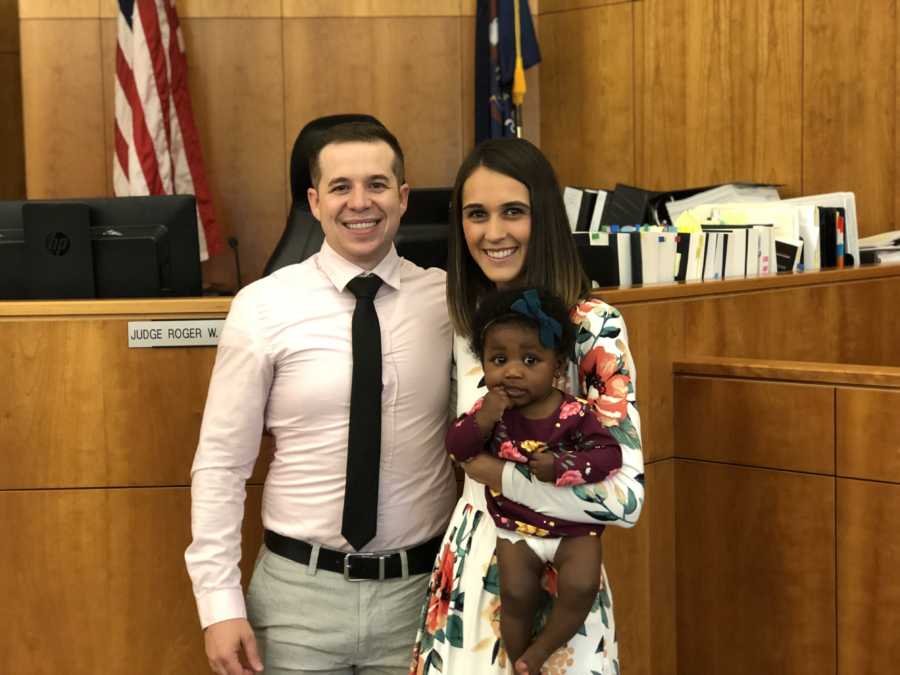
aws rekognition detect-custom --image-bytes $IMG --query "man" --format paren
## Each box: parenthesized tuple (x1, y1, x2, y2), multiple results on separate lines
(186, 121, 457, 675)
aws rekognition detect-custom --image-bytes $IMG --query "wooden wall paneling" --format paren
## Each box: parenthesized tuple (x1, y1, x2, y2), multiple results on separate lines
(0, 490, 110, 674)
(634, 0, 688, 188)
(174, 0, 283, 18)
(683, 283, 844, 363)
(673, 0, 734, 187)
(100, 18, 115, 196)
(460, 11, 475, 153)
(0, 320, 110, 489)
(0, 314, 276, 488)
(803, 0, 896, 237)
(540, 0, 628, 13)
(179, 17, 287, 284)
(675, 460, 836, 675)
(19, 18, 108, 198)
(538, 2, 634, 188)
(897, 0, 900, 241)
(635, 0, 802, 193)
(834, 277, 900, 367)
(604, 458, 676, 675)
(646, 458, 676, 675)
(282, 1, 463, 18)
(0, 319, 206, 488)
(522, 53, 542, 148)
(679, 277, 900, 368)
(837, 478, 900, 674)
(726, 0, 803, 196)
(836, 387, 900, 483)
(101, 334, 218, 485)
(0, 52, 25, 199)
(98, 0, 284, 19)
(613, 273, 900, 474)
(674, 375, 835, 473)
(282, 16, 464, 190)
(0, 0, 18, 50)
(0, 0, 22, 201)
(0, 486, 265, 674)
(17, 0, 100, 19)
(633, 0, 644, 188)
(616, 299, 687, 462)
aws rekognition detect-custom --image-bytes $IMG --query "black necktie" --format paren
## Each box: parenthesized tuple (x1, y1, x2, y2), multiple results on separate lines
(341, 274, 384, 550)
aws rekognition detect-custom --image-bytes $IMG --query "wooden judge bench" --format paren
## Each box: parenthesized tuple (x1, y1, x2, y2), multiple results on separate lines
(2, 265, 899, 674)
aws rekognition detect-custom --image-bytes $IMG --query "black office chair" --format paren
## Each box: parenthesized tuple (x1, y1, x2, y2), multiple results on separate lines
(263, 113, 383, 275)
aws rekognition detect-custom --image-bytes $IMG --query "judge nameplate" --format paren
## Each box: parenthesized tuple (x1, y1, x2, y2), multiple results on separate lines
(128, 319, 225, 348)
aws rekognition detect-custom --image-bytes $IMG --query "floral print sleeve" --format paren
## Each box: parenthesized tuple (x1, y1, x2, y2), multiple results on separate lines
(445, 398, 488, 463)
(499, 298, 645, 528)
(552, 399, 623, 487)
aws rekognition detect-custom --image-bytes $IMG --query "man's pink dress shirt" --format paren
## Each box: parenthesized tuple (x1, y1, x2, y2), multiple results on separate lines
(185, 242, 457, 628)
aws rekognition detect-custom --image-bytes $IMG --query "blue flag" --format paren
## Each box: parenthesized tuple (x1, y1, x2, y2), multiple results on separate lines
(475, 0, 541, 143)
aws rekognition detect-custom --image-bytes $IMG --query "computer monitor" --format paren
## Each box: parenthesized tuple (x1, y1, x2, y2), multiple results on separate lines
(395, 187, 451, 270)
(0, 195, 201, 299)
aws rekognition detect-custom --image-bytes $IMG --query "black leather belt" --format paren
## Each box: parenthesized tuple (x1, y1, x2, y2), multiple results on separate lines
(264, 529, 441, 581)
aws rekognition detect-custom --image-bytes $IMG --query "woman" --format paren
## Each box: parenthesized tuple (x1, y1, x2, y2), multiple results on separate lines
(409, 138, 645, 674)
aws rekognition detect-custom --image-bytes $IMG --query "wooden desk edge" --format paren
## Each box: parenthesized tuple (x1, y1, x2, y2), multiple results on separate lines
(596, 263, 900, 305)
(0, 297, 232, 318)
(2, 263, 899, 318)
(674, 357, 900, 388)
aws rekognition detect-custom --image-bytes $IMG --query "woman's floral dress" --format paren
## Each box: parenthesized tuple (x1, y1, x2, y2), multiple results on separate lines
(409, 299, 645, 675)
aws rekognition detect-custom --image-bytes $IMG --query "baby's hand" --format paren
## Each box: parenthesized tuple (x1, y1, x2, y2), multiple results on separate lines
(528, 451, 557, 483)
(474, 387, 511, 438)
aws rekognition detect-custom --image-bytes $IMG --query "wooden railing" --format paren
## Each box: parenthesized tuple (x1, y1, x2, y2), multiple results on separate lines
(671, 357, 900, 675)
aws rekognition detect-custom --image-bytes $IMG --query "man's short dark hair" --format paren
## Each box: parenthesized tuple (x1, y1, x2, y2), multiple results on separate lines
(309, 121, 406, 188)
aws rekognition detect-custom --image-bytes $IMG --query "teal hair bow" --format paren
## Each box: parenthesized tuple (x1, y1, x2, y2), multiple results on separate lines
(511, 289, 562, 349)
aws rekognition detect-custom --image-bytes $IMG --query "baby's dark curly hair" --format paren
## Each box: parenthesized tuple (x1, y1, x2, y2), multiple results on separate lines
(470, 287, 575, 362)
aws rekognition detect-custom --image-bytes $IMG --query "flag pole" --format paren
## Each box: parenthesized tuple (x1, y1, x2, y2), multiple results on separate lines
(511, 0, 526, 138)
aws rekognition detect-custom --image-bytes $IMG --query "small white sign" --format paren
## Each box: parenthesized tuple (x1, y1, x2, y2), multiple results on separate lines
(128, 320, 225, 348)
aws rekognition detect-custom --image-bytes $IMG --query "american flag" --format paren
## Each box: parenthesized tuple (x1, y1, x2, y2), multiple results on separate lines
(114, 0, 222, 260)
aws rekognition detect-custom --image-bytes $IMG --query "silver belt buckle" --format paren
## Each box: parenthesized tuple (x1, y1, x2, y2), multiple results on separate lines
(343, 552, 388, 581)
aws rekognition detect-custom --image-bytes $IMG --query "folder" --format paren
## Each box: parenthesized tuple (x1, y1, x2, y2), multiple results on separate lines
(575, 190, 599, 232)
(573, 231, 620, 288)
(601, 184, 654, 227)
(817, 206, 844, 268)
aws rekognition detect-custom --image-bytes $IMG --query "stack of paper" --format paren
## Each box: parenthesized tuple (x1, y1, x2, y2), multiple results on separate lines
(664, 184, 781, 226)
(674, 192, 860, 272)
(859, 229, 900, 265)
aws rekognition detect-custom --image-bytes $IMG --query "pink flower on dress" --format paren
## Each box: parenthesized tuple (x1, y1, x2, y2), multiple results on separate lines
(558, 400, 583, 420)
(580, 346, 630, 426)
(570, 299, 600, 323)
(424, 543, 455, 634)
(556, 470, 586, 487)
(498, 440, 528, 463)
(467, 398, 484, 416)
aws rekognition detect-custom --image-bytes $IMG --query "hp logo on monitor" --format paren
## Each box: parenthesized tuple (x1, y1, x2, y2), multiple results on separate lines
(44, 232, 71, 256)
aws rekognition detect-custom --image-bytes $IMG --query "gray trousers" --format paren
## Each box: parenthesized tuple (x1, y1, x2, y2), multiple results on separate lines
(246, 545, 429, 675)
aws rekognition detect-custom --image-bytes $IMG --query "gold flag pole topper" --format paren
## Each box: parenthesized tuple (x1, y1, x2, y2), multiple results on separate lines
(511, 0, 527, 138)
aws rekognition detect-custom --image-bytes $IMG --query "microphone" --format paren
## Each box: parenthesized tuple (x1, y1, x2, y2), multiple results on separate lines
(228, 237, 242, 290)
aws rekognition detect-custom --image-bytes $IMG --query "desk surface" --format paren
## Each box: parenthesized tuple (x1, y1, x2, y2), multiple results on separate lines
(0, 296, 231, 318)
(2, 263, 898, 317)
